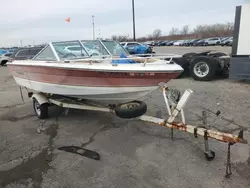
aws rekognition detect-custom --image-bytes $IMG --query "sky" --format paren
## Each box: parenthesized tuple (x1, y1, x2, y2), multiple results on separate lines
(0, 0, 245, 47)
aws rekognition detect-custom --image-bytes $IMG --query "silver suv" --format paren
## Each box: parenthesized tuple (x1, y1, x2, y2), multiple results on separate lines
(205, 37, 221, 46)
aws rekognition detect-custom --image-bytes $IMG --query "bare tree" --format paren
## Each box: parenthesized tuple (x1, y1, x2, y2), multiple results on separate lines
(110, 22, 234, 42)
(152, 29, 162, 38)
(169, 27, 179, 36)
(180, 25, 189, 35)
(147, 34, 153, 40)
(111, 35, 118, 41)
(192, 23, 234, 38)
(111, 35, 129, 42)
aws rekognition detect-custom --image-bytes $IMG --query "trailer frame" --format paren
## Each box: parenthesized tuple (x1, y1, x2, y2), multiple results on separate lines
(28, 86, 248, 177)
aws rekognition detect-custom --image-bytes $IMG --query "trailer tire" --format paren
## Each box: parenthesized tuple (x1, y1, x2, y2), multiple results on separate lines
(33, 98, 49, 119)
(205, 151, 215, 161)
(115, 100, 147, 119)
(1, 60, 8, 66)
(189, 56, 217, 81)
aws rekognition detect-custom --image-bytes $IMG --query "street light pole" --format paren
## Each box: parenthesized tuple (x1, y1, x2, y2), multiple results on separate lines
(92, 15, 95, 40)
(132, 0, 136, 41)
(98, 29, 101, 39)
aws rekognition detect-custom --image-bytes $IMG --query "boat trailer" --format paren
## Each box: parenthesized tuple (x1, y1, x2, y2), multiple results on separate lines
(28, 87, 248, 178)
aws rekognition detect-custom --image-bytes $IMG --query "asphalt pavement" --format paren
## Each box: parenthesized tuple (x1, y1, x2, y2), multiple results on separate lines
(0, 46, 249, 188)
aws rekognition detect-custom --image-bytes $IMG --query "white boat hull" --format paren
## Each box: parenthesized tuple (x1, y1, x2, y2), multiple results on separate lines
(15, 77, 159, 103)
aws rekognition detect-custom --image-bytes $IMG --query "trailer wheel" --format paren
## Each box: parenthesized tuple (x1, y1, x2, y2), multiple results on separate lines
(115, 100, 147, 119)
(33, 98, 49, 119)
(189, 56, 217, 81)
(204, 151, 215, 161)
(1, 60, 8, 66)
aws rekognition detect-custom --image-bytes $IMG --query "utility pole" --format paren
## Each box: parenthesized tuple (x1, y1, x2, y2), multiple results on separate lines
(132, 0, 136, 41)
(92, 15, 95, 40)
(98, 29, 101, 39)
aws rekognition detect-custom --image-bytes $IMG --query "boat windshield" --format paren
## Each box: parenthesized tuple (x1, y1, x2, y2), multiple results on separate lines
(33, 40, 130, 61)
(52, 41, 89, 60)
(101, 40, 129, 56)
(81, 40, 110, 56)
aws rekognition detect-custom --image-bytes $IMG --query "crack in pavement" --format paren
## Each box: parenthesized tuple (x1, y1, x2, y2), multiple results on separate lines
(0, 103, 26, 110)
(81, 123, 121, 147)
(0, 114, 34, 122)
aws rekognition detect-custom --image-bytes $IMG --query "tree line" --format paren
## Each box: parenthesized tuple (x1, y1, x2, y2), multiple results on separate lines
(110, 22, 234, 42)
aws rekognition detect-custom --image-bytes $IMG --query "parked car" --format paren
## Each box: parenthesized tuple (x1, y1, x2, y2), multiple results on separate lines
(0, 53, 12, 66)
(120, 42, 153, 54)
(154, 41, 163, 46)
(173, 40, 185, 46)
(179, 40, 188, 46)
(144, 41, 153, 46)
(160, 41, 170, 46)
(226, 38, 233, 46)
(221, 37, 233, 46)
(182, 39, 194, 46)
(220, 37, 230, 43)
(187, 39, 201, 46)
(8, 47, 44, 62)
(193, 39, 206, 46)
(167, 41, 175, 46)
(182, 40, 190, 46)
(0, 49, 9, 55)
(204, 37, 221, 46)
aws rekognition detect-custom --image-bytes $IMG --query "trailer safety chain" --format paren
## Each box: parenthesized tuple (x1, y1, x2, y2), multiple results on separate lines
(202, 111, 207, 127)
(19, 87, 24, 103)
(225, 143, 233, 178)
(194, 127, 198, 138)
(171, 128, 174, 141)
(201, 109, 234, 178)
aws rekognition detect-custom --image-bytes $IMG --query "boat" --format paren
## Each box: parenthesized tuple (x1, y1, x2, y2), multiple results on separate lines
(7, 40, 183, 104)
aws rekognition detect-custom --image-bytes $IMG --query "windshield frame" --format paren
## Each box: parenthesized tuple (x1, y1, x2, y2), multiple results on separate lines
(81, 40, 112, 56)
(32, 39, 131, 61)
(52, 40, 90, 60)
(100, 40, 130, 56)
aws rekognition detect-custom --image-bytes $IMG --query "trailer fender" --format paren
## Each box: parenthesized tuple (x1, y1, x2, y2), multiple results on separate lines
(31, 93, 49, 105)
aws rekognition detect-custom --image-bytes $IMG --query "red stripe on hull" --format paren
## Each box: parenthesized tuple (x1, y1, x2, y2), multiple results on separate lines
(8, 65, 180, 87)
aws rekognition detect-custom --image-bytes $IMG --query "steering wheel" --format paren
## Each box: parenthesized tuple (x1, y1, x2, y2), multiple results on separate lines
(62, 53, 77, 58)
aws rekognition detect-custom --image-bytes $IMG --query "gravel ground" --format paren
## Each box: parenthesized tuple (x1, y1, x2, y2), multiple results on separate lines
(0, 46, 250, 188)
